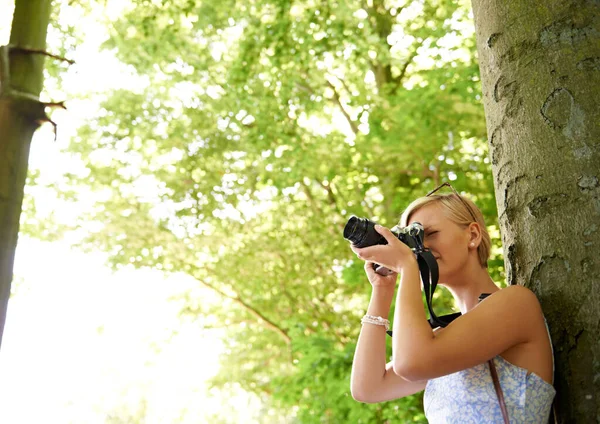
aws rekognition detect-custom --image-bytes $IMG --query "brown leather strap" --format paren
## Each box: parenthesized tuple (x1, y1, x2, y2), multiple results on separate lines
(488, 360, 510, 424)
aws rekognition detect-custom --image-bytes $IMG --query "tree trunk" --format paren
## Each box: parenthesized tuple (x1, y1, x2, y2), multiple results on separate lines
(0, 0, 52, 348)
(470, 1, 600, 422)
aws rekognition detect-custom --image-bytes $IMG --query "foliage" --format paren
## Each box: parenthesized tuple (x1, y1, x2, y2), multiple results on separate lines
(26, 0, 504, 421)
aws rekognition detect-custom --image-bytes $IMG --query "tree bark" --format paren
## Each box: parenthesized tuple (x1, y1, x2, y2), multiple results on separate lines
(0, 0, 52, 348)
(471, 1, 600, 422)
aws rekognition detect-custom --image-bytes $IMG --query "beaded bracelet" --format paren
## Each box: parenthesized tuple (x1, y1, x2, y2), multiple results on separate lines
(361, 315, 390, 331)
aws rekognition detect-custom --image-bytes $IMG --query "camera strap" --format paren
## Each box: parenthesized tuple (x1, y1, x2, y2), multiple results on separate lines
(417, 249, 462, 328)
(386, 249, 461, 336)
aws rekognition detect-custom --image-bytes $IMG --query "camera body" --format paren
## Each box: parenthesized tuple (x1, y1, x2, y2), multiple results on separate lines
(343, 216, 425, 275)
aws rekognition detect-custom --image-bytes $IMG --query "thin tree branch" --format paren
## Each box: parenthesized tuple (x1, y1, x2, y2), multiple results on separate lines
(10, 45, 75, 64)
(337, 77, 354, 99)
(194, 275, 292, 346)
(198, 320, 253, 329)
(326, 79, 359, 135)
(307, 179, 347, 228)
(301, 179, 318, 209)
(318, 180, 338, 207)
(40, 101, 67, 141)
(295, 82, 314, 95)
(390, 39, 425, 94)
(393, 49, 419, 90)
(234, 296, 291, 346)
(42, 100, 67, 109)
(298, 78, 360, 135)
(300, 180, 339, 240)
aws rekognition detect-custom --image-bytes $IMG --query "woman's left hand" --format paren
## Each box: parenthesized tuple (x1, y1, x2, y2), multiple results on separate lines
(350, 225, 417, 273)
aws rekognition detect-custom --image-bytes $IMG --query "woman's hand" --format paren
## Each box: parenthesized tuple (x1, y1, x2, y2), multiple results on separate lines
(350, 225, 417, 275)
(361, 260, 399, 289)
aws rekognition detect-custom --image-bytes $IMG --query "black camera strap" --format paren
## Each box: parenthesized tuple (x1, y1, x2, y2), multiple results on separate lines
(417, 249, 462, 329)
(386, 249, 461, 336)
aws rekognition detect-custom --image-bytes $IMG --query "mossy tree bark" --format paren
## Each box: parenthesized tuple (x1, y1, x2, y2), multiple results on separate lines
(471, 1, 600, 421)
(0, 0, 53, 348)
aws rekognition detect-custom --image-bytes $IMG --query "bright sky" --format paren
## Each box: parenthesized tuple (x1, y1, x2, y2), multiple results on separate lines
(0, 2, 264, 422)
(0, 238, 227, 423)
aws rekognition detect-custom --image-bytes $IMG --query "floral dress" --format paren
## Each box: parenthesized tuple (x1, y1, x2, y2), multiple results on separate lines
(424, 355, 555, 423)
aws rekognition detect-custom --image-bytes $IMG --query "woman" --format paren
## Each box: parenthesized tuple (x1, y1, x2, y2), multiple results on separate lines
(349, 186, 555, 423)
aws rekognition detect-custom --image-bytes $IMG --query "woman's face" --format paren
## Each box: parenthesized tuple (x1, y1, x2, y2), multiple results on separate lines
(409, 202, 471, 282)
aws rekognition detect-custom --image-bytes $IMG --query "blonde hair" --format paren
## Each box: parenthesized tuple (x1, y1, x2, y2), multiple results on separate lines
(399, 193, 491, 268)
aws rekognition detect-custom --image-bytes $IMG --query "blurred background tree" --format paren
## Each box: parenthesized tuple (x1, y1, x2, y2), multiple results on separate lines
(14, 0, 504, 422)
(0, 0, 53, 348)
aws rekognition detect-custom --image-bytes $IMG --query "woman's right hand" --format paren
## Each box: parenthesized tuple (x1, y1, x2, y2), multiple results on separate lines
(363, 261, 398, 289)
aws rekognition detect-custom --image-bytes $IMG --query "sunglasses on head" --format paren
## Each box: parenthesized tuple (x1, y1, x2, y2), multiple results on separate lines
(425, 182, 478, 223)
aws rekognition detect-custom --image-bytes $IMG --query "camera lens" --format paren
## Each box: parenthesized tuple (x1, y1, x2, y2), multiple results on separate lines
(343, 216, 384, 248)
(343, 216, 365, 245)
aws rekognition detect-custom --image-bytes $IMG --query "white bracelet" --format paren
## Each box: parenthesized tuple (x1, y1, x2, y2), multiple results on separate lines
(361, 315, 390, 331)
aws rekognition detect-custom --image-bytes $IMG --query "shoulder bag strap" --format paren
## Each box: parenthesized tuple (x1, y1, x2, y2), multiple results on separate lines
(488, 359, 510, 424)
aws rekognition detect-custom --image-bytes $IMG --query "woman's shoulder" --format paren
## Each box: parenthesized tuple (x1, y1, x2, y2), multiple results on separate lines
(494, 284, 538, 298)
(473, 285, 546, 335)
(482, 285, 542, 313)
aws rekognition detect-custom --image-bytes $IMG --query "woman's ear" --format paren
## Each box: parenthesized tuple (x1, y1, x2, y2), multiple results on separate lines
(468, 222, 482, 247)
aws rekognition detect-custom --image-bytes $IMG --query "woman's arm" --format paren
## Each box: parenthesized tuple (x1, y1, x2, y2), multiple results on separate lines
(392, 260, 542, 381)
(351, 225, 544, 384)
(351, 285, 427, 403)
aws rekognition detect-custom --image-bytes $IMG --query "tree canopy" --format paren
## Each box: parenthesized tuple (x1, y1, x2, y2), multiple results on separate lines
(22, 0, 504, 421)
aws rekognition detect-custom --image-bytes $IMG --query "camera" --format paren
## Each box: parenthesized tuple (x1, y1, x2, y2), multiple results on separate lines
(344, 216, 458, 329)
(343, 216, 425, 275)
